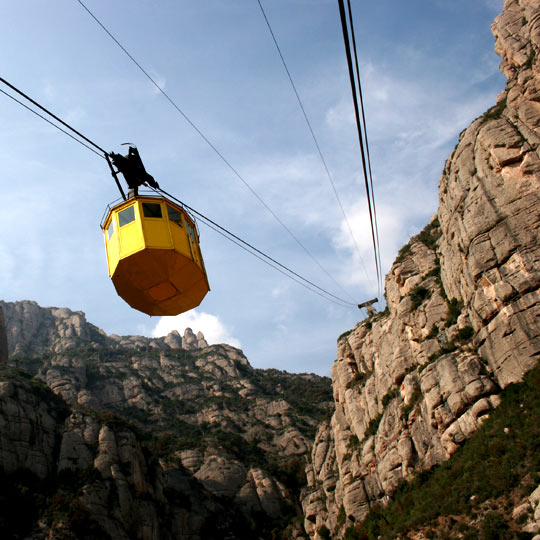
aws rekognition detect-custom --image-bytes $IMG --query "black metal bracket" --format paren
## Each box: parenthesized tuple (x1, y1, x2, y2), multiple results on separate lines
(105, 153, 127, 201)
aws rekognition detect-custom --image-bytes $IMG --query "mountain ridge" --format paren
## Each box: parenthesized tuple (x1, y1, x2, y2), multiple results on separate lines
(0, 299, 332, 539)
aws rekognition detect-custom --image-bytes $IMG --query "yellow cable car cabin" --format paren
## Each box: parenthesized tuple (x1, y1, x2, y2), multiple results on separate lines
(101, 195, 210, 316)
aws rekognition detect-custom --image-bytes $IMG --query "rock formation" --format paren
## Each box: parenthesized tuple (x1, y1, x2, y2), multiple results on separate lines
(301, 0, 540, 537)
(0, 299, 332, 538)
(0, 300, 212, 356)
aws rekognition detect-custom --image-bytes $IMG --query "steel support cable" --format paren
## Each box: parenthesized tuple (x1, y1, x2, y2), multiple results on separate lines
(345, 0, 383, 296)
(336, 0, 381, 298)
(186, 211, 352, 307)
(0, 87, 105, 159)
(75, 0, 356, 304)
(0, 76, 107, 157)
(256, 0, 371, 290)
(154, 187, 356, 307)
(0, 78, 357, 307)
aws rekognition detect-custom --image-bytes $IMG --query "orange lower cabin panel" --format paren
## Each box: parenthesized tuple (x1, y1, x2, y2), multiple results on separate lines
(111, 249, 209, 316)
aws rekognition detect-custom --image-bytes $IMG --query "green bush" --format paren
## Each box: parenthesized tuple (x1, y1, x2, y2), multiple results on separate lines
(318, 524, 331, 540)
(395, 242, 412, 264)
(418, 219, 441, 249)
(410, 286, 432, 311)
(445, 298, 463, 327)
(347, 372, 368, 390)
(364, 413, 383, 440)
(337, 329, 353, 342)
(336, 504, 346, 528)
(480, 511, 509, 540)
(479, 97, 507, 124)
(382, 389, 399, 407)
(457, 326, 474, 341)
(354, 364, 540, 539)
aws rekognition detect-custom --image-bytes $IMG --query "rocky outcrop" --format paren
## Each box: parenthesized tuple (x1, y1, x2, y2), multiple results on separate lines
(0, 371, 240, 539)
(0, 300, 210, 357)
(0, 300, 332, 538)
(302, 1, 540, 537)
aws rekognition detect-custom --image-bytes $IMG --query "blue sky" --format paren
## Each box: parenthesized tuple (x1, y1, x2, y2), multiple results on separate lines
(0, 0, 504, 374)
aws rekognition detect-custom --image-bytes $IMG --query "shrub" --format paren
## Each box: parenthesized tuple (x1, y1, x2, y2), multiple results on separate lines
(353, 364, 540, 538)
(382, 389, 399, 407)
(318, 524, 331, 540)
(457, 326, 474, 341)
(395, 242, 412, 264)
(481, 511, 508, 540)
(347, 372, 368, 390)
(401, 389, 421, 421)
(426, 324, 439, 340)
(364, 413, 383, 440)
(479, 97, 507, 124)
(336, 504, 347, 528)
(445, 298, 463, 327)
(338, 329, 353, 343)
(410, 286, 432, 311)
(418, 219, 441, 249)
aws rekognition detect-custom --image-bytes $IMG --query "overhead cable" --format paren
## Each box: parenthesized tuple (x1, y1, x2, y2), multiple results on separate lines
(154, 187, 356, 308)
(337, 0, 383, 299)
(0, 75, 357, 308)
(0, 87, 105, 159)
(0, 76, 107, 157)
(344, 0, 383, 296)
(75, 0, 356, 304)
(257, 0, 372, 290)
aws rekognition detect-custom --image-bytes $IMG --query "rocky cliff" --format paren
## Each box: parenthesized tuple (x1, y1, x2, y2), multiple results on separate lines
(302, 0, 540, 537)
(0, 300, 332, 539)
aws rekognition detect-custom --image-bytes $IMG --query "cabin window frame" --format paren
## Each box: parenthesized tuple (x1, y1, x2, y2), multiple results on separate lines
(166, 205, 184, 228)
(107, 219, 115, 240)
(142, 202, 163, 219)
(118, 205, 136, 227)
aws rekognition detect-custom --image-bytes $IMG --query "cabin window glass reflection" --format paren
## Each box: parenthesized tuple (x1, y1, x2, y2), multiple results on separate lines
(107, 220, 115, 240)
(118, 206, 135, 227)
(167, 206, 183, 227)
(142, 203, 162, 218)
(186, 222, 196, 240)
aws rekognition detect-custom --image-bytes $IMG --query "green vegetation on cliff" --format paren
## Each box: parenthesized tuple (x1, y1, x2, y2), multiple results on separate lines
(343, 365, 540, 539)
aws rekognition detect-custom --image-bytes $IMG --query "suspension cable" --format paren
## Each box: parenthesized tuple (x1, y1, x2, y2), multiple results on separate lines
(154, 187, 356, 307)
(337, 0, 382, 299)
(257, 0, 372, 291)
(0, 75, 358, 308)
(345, 0, 383, 296)
(75, 0, 357, 304)
(0, 76, 107, 157)
(0, 88, 105, 159)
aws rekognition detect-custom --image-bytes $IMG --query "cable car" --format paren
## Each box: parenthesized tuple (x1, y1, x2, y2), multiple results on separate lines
(101, 146, 210, 315)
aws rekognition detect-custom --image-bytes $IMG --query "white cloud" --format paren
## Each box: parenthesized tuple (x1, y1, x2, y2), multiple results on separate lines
(151, 310, 241, 348)
(334, 196, 432, 291)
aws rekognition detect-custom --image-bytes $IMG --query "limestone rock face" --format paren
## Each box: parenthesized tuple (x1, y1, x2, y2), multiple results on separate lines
(0, 300, 331, 538)
(0, 376, 66, 479)
(0, 373, 237, 539)
(302, 1, 540, 536)
(0, 300, 211, 356)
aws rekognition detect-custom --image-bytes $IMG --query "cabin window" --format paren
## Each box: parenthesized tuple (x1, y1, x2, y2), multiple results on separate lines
(107, 220, 115, 240)
(142, 203, 162, 218)
(118, 206, 135, 227)
(167, 205, 183, 227)
(186, 222, 196, 241)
